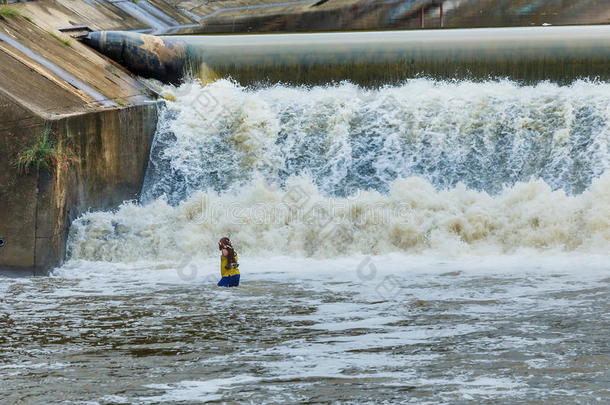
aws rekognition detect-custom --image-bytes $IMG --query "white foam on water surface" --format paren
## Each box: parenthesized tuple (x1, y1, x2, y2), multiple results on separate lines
(64, 78, 610, 264)
(65, 172, 610, 262)
(54, 252, 610, 286)
(138, 375, 260, 403)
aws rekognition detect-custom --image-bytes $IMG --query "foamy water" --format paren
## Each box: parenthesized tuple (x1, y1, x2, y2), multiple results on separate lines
(68, 79, 610, 263)
(3, 78, 610, 404)
(2, 255, 610, 403)
(144, 79, 610, 201)
(67, 171, 610, 262)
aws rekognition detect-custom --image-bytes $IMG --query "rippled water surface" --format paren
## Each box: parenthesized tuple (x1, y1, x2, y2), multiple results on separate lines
(5, 78, 610, 404)
(2, 256, 609, 404)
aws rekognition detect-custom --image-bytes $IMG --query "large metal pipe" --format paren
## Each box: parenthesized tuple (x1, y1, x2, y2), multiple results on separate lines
(84, 26, 610, 85)
(83, 31, 188, 84)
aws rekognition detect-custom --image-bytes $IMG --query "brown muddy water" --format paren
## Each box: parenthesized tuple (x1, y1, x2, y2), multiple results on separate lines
(1, 256, 609, 404)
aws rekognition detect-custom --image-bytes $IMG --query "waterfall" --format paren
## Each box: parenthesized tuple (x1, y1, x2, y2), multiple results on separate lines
(67, 78, 610, 261)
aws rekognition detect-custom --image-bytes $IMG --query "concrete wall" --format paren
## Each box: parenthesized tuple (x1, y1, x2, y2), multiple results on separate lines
(0, 92, 158, 276)
(0, 10, 160, 275)
(34, 105, 158, 275)
(0, 93, 42, 275)
(175, 0, 610, 34)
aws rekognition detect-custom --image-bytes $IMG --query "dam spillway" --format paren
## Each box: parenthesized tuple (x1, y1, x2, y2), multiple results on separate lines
(5, 1, 610, 402)
(85, 25, 610, 85)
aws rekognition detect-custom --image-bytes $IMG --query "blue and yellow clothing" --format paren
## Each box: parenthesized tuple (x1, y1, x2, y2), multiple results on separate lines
(218, 252, 240, 287)
(220, 253, 240, 277)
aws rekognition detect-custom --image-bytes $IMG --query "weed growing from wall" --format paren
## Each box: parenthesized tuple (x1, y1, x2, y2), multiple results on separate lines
(14, 128, 79, 175)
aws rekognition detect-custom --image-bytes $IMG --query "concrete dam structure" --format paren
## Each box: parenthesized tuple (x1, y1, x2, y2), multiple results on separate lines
(2, 0, 610, 276)
(4, 2, 610, 403)
(85, 25, 610, 86)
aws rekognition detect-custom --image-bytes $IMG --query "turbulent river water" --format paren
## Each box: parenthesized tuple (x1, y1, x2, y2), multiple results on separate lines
(2, 79, 610, 404)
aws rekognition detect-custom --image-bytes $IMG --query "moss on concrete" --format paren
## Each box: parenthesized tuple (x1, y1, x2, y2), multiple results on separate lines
(0, 6, 21, 18)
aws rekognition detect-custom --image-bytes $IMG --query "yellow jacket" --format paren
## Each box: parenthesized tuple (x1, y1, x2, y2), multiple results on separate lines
(220, 253, 240, 277)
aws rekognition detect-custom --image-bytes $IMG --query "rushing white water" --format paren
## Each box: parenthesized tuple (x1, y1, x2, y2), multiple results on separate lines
(67, 79, 610, 262)
(7, 78, 610, 405)
(143, 78, 610, 200)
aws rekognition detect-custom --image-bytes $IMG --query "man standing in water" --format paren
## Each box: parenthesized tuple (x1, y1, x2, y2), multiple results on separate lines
(217, 237, 240, 287)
